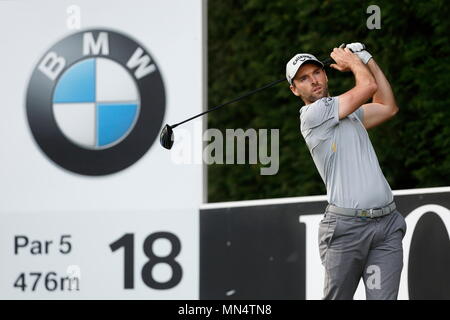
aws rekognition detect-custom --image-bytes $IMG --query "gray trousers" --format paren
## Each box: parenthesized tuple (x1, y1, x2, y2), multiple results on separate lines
(318, 209, 407, 300)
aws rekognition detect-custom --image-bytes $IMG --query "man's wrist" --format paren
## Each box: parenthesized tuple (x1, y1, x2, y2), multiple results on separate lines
(349, 59, 366, 72)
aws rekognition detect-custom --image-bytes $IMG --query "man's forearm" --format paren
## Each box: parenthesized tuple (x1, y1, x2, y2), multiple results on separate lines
(351, 60, 378, 93)
(367, 59, 398, 112)
(351, 59, 377, 85)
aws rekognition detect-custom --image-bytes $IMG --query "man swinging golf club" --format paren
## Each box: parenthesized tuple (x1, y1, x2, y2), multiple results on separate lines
(286, 43, 407, 300)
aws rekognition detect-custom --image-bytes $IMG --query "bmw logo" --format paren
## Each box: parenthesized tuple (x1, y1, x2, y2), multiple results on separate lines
(26, 29, 165, 175)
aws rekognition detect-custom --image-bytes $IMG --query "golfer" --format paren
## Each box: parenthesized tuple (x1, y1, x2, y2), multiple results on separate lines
(286, 43, 407, 300)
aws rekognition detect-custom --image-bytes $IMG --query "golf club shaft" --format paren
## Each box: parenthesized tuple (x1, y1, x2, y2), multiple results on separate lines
(172, 78, 284, 128)
(171, 57, 334, 129)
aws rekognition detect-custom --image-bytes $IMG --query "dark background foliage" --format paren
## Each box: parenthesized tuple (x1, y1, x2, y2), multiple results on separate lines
(207, 0, 450, 202)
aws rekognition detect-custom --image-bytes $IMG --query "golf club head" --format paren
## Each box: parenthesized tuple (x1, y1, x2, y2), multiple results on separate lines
(160, 124, 174, 150)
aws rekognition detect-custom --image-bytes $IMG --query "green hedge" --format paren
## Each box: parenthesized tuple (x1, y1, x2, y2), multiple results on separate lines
(207, 0, 450, 202)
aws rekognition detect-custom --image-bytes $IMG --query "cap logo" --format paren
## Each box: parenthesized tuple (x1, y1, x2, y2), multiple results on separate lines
(292, 54, 312, 66)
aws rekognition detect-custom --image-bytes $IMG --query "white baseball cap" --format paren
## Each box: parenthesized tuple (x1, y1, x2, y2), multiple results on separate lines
(286, 53, 324, 85)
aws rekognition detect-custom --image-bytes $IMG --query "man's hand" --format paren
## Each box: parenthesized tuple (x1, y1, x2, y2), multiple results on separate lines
(330, 47, 364, 72)
(345, 42, 372, 64)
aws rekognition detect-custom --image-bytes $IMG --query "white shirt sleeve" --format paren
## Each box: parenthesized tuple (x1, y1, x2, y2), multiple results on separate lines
(301, 97, 339, 131)
(299, 97, 340, 154)
(354, 106, 364, 123)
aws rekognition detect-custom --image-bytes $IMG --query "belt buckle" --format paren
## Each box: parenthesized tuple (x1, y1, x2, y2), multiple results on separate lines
(360, 209, 377, 218)
(360, 209, 370, 218)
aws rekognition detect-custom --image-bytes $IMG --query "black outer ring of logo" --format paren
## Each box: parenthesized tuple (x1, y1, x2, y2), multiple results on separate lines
(26, 29, 165, 176)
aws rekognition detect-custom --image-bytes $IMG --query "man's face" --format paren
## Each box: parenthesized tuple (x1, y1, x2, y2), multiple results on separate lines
(289, 63, 329, 104)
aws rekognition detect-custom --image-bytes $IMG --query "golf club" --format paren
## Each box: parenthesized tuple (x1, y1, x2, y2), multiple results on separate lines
(159, 45, 354, 149)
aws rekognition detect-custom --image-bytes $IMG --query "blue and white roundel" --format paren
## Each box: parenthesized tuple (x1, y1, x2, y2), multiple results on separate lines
(53, 57, 140, 149)
(27, 29, 166, 175)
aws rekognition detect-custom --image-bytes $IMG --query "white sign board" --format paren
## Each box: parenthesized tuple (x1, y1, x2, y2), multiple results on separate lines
(0, 0, 205, 299)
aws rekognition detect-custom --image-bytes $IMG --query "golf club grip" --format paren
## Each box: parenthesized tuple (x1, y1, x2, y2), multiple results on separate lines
(322, 43, 364, 66)
(322, 57, 333, 66)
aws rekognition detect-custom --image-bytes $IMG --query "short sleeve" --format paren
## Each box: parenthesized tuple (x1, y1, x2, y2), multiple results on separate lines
(300, 97, 339, 131)
(354, 107, 364, 123)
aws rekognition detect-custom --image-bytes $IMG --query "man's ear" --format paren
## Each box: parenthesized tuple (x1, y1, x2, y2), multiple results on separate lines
(290, 83, 301, 97)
